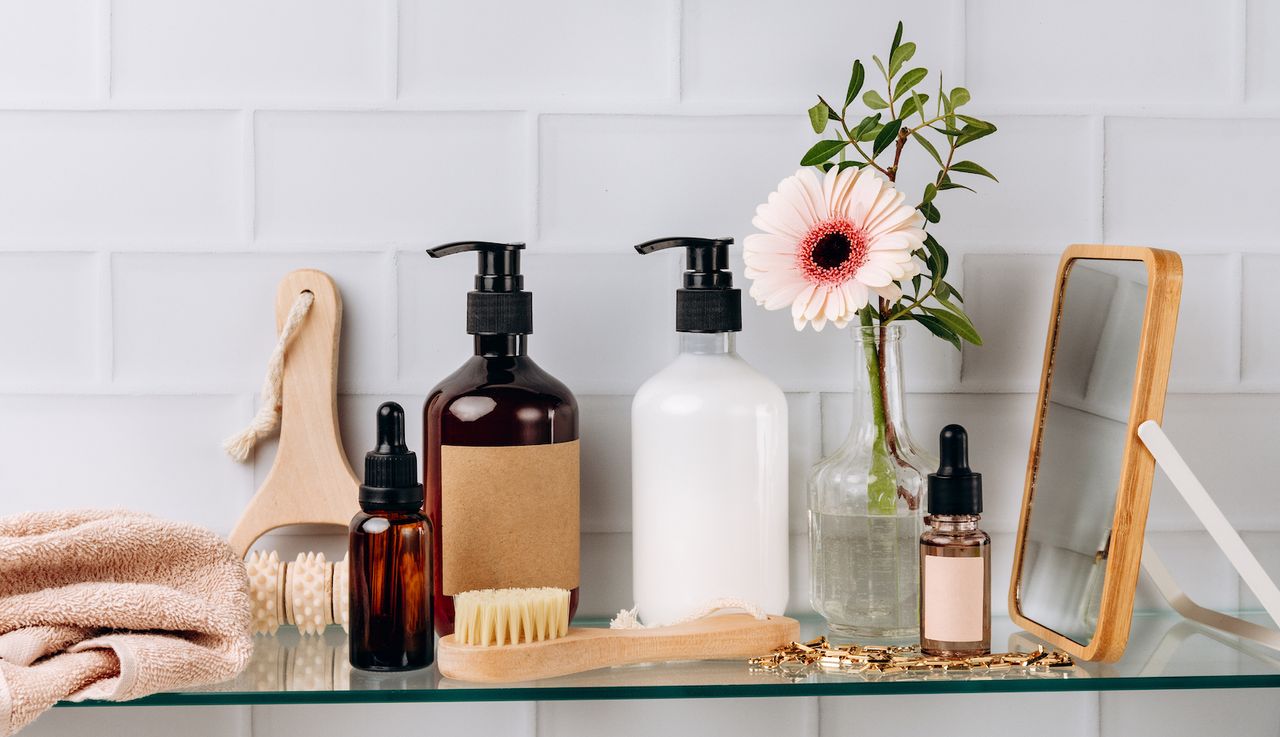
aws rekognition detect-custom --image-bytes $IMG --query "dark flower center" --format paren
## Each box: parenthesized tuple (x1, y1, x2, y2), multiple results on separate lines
(797, 219, 869, 286)
(811, 233, 852, 269)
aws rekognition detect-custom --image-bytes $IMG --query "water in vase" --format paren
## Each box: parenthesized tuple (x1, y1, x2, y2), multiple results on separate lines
(811, 509, 923, 640)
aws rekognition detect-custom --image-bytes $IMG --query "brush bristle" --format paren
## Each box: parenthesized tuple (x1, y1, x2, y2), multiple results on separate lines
(454, 587, 571, 646)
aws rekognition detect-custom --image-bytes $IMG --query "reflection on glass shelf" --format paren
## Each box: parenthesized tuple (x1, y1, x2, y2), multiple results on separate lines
(59, 613, 1280, 707)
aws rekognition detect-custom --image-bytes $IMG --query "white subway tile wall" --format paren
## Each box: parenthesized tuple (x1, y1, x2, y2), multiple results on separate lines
(0, 1, 1276, 735)
(0, 0, 100, 102)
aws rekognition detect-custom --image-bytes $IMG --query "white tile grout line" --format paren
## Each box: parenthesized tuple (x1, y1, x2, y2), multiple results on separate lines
(1231, 252, 1244, 384)
(528, 111, 541, 243)
(241, 110, 256, 244)
(95, 0, 112, 101)
(669, 0, 684, 102)
(95, 250, 114, 385)
(1092, 115, 1106, 242)
(388, 0, 401, 102)
(5, 100, 1280, 120)
(237, 703, 252, 737)
(387, 249, 402, 383)
(1234, 0, 1250, 103)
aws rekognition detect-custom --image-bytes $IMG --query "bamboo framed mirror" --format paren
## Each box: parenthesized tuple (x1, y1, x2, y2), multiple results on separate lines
(1009, 245, 1183, 662)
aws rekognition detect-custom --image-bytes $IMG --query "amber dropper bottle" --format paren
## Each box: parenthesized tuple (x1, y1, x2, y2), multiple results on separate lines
(349, 402, 433, 671)
(920, 424, 991, 657)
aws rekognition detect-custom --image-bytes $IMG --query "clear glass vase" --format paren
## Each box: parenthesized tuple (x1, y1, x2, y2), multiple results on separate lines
(808, 324, 934, 640)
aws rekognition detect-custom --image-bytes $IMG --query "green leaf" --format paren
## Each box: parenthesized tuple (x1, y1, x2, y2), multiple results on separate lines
(921, 182, 937, 204)
(800, 139, 849, 166)
(920, 201, 941, 223)
(923, 305, 981, 345)
(890, 21, 904, 57)
(844, 60, 865, 107)
(911, 130, 944, 166)
(950, 160, 999, 181)
(872, 118, 902, 156)
(858, 123, 883, 142)
(923, 233, 948, 279)
(853, 113, 881, 137)
(936, 292, 979, 333)
(893, 67, 928, 101)
(898, 92, 929, 121)
(950, 87, 971, 108)
(956, 124, 997, 147)
(911, 92, 928, 123)
(938, 180, 976, 193)
(911, 312, 962, 350)
(836, 160, 867, 170)
(942, 281, 964, 303)
(863, 89, 889, 110)
(808, 100, 830, 134)
(872, 54, 888, 81)
(957, 114, 994, 128)
(912, 274, 922, 295)
(889, 41, 916, 77)
(934, 280, 950, 300)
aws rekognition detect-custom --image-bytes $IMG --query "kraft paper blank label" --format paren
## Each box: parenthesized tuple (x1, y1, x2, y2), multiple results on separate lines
(441, 440, 580, 595)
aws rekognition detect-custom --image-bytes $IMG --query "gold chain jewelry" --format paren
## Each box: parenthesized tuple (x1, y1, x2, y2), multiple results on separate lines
(750, 637, 1074, 676)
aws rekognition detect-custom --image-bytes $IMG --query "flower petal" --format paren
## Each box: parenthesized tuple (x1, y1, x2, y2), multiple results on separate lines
(842, 280, 870, 311)
(855, 263, 893, 287)
(743, 232, 798, 256)
(791, 283, 818, 318)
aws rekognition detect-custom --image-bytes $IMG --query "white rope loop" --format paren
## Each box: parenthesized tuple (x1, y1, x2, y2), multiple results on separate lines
(222, 290, 316, 462)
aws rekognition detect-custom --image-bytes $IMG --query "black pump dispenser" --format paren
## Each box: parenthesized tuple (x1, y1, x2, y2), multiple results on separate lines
(427, 241, 532, 335)
(360, 402, 424, 511)
(927, 424, 982, 515)
(634, 236, 741, 333)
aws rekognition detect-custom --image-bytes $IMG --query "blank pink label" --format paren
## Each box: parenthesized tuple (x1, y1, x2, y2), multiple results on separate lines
(923, 555, 985, 642)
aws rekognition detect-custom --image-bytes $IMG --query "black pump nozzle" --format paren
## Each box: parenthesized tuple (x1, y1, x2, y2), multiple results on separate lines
(634, 236, 741, 333)
(927, 424, 982, 515)
(360, 402, 424, 511)
(427, 241, 532, 335)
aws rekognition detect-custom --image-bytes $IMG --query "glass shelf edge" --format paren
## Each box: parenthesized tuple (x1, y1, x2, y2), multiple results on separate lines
(53, 612, 1280, 707)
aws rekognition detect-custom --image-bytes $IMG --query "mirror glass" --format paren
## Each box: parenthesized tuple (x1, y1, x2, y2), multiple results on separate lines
(1017, 259, 1149, 645)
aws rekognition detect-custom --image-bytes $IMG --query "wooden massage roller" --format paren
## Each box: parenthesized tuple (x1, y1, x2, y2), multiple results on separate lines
(224, 270, 362, 637)
(245, 550, 349, 635)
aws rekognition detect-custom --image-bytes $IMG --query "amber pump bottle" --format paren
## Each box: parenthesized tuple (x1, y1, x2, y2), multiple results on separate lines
(424, 241, 579, 638)
(349, 402, 432, 671)
(920, 424, 990, 657)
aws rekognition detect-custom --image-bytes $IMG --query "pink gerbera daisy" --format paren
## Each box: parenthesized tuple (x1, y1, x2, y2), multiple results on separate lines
(744, 166, 925, 331)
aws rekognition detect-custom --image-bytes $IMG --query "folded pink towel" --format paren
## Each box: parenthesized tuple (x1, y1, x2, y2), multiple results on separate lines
(0, 510, 252, 735)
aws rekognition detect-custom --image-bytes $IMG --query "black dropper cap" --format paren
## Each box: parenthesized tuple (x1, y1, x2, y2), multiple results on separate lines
(359, 402, 424, 511)
(427, 241, 532, 335)
(927, 424, 982, 515)
(634, 237, 741, 333)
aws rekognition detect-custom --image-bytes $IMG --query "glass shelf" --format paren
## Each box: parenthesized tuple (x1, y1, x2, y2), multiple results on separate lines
(59, 613, 1280, 707)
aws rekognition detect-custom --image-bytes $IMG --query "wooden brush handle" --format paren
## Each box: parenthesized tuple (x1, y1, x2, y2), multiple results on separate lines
(228, 270, 360, 557)
(437, 614, 799, 683)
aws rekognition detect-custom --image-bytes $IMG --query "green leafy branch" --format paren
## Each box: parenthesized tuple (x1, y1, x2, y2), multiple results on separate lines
(800, 21, 998, 351)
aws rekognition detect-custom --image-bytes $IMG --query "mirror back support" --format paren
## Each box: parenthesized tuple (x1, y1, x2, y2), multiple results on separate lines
(1009, 244, 1182, 662)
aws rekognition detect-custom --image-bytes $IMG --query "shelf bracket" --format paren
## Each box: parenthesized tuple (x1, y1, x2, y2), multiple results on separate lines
(1137, 420, 1280, 651)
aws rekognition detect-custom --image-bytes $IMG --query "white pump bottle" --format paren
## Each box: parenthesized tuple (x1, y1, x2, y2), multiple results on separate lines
(630, 236, 789, 627)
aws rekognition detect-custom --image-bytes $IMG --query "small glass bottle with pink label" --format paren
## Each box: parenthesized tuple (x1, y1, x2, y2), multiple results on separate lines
(920, 425, 990, 656)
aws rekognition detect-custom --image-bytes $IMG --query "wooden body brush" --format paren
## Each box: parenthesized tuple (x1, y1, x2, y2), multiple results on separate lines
(438, 588, 799, 683)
